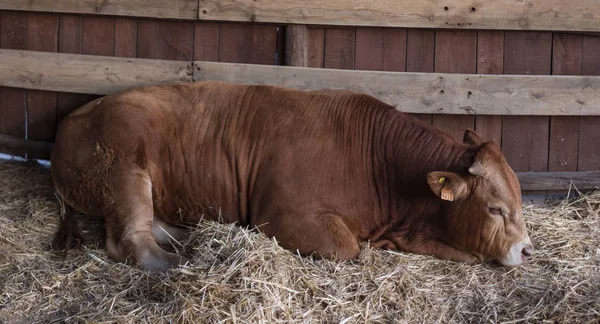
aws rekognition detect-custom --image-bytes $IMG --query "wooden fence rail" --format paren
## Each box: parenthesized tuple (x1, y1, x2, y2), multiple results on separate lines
(0, 0, 198, 20)
(0, 49, 193, 95)
(1, 49, 600, 116)
(2, 0, 600, 31)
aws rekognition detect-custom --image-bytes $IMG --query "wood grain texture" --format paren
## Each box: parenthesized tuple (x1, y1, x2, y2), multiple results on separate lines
(57, 15, 96, 126)
(0, 11, 27, 154)
(26, 13, 58, 158)
(516, 171, 600, 191)
(550, 34, 582, 172)
(0, 133, 54, 158)
(475, 30, 504, 143)
(433, 30, 477, 141)
(502, 31, 552, 173)
(2, 49, 600, 115)
(198, 0, 600, 31)
(114, 18, 137, 58)
(578, 35, 600, 171)
(194, 23, 219, 61)
(0, 0, 198, 20)
(219, 23, 278, 65)
(355, 28, 406, 72)
(406, 29, 434, 124)
(82, 16, 114, 56)
(191, 60, 600, 115)
(138, 20, 194, 61)
(0, 49, 193, 95)
(285, 25, 308, 67)
(307, 28, 325, 68)
(324, 28, 355, 70)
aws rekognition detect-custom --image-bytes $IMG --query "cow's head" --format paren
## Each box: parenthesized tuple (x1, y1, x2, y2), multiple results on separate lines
(426, 129, 533, 266)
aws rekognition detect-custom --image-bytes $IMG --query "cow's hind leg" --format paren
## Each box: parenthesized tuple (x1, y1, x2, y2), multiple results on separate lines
(105, 165, 185, 272)
(262, 212, 360, 261)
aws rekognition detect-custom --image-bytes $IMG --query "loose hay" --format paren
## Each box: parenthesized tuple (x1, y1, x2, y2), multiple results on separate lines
(0, 160, 599, 323)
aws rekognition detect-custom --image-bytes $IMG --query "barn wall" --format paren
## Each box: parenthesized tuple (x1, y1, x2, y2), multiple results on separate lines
(0, 9, 599, 190)
(0, 11, 284, 159)
(305, 26, 600, 174)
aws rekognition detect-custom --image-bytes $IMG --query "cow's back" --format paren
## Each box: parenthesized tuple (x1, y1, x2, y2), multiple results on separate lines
(52, 82, 387, 229)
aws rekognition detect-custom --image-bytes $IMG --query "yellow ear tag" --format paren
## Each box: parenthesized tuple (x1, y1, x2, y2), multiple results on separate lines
(441, 188, 454, 201)
(439, 177, 446, 184)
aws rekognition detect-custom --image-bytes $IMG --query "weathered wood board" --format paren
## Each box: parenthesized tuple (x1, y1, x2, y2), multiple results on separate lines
(0, 0, 198, 20)
(517, 172, 600, 191)
(0, 49, 193, 95)
(2, 49, 600, 115)
(193, 61, 600, 116)
(198, 0, 600, 32)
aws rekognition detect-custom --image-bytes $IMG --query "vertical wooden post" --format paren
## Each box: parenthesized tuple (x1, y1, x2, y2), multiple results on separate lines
(285, 24, 308, 67)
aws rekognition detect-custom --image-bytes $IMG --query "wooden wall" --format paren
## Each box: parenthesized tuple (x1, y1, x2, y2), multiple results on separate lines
(0, 11, 283, 159)
(305, 27, 600, 174)
(1, 10, 600, 177)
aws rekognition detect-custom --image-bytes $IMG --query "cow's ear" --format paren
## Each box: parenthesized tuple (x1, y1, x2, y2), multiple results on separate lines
(427, 171, 469, 202)
(463, 129, 483, 146)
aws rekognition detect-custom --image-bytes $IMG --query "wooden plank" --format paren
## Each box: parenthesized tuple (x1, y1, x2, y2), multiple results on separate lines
(549, 34, 582, 172)
(219, 23, 278, 65)
(324, 28, 355, 70)
(194, 23, 219, 61)
(2, 49, 600, 115)
(0, 0, 198, 20)
(502, 31, 552, 173)
(0, 11, 27, 157)
(198, 0, 600, 32)
(0, 134, 54, 158)
(433, 30, 476, 141)
(307, 28, 325, 68)
(138, 19, 194, 61)
(355, 28, 406, 72)
(114, 18, 137, 58)
(475, 30, 504, 143)
(82, 16, 114, 56)
(578, 35, 600, 171)
(190, 60, 600, 115)
(57, 15, 96, 126)
(406, 29, 434, 124)
(26, 13, 59, 160)
(285, 25, 308, 67)
(0, 49, 193, 95)
(517, 171, 600, 191)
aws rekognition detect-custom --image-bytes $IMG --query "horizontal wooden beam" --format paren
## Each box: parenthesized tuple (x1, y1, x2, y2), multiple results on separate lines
(0, 49, 193, 95)
(0, 133, 598, 191)
(0, 0, 198, 20)
(1, 49, 600, 115)
(193, 61, 600, 116)
(199, 0, 600, 32)
(2, 1, 599, 32)
(0, 134, 54, 158)
(517, 172, 600, 191)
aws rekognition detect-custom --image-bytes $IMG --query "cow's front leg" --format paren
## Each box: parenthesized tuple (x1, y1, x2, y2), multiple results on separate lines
(258, 212, 360, 261)
(372, 235, 481, 264)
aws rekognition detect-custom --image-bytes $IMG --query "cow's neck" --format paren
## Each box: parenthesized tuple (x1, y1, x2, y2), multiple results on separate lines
(372, 112, 477, 242)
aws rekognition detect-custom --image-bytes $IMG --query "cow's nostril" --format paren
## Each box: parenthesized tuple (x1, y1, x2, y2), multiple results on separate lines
(522, 244, 534, 257)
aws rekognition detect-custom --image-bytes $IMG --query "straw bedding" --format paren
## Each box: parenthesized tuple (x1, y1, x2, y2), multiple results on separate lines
(0, 160, 599, 323)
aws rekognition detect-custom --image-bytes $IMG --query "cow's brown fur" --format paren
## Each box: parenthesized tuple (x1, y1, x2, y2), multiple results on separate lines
(51, 81, 531, 271)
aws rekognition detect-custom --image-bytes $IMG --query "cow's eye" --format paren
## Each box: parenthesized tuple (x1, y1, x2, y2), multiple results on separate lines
(488, 207, 503, 216)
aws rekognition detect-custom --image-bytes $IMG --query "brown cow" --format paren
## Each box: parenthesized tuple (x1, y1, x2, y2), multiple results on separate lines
(51, 81, 534, 272)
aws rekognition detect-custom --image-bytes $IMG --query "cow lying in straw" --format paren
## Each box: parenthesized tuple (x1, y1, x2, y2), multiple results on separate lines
(51, 81, 534, 272)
